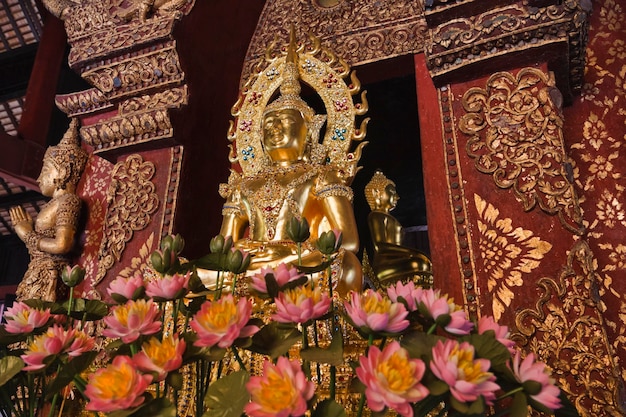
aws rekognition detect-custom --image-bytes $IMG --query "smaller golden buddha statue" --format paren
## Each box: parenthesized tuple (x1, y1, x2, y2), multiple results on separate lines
(364, 170, 432, 288)
(10, 119, 88, 302)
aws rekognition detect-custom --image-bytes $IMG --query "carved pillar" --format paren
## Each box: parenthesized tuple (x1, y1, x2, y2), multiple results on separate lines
(45, 0, 195, 297)
(419, 0, 624, 414)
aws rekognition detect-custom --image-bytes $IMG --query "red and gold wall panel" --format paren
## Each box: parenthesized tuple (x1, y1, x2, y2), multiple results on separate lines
(75, 146, 182, 300)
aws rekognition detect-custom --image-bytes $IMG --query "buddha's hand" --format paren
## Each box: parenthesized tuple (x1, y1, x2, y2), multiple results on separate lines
(9, 206, 33, 238)
(238, 241, 298, 264)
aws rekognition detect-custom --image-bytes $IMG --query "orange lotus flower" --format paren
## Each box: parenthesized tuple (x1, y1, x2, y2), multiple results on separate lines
(102, 299, 162, 344)
(85, 355, 153, 412)
(133, 334, 186, 381)
(190, 295, 259, 348)
(245, 356, 315, 417)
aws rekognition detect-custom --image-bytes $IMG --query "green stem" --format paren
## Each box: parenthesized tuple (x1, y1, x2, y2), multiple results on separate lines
(356, 392, 366, 417)
(297, 242, 302, 266)
(232, 347, 246, 370)
(130, 343, 138, 356)
(231, 273, 238, 294)
(496, 386, 524, 401)
(67, 287, 74, 316)
(302, 325, 311, 379)
(427, 322, 438, 335)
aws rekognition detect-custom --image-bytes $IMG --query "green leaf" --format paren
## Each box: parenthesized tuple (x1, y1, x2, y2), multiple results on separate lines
(131, 396, 176, 417)
(0, 356, 24, 387)
(46, 351, 99, 399)
(400, 330, 441, 360)
(65, 299, 109, 321)
(510, 391, 529, 417)
(413, 394, 446, 416)
(23, 299, 66, 314)
(248, 322, 301, 359)
(203, 370, 250, 417)
(0, 326, 29, 346)
(426, 379, 449, 396)
(312, 398, 346, 417)
(193, 253, 223, 271)
(465, 333, 511, 367)
(554, 390, 580, 417)
(300, 330, 344, 366)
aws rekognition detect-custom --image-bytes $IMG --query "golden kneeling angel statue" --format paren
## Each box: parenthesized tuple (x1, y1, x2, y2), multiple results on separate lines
(10, 119, 88, 301)
(364, 170, 432, 288)
(200, 28, 369, 296)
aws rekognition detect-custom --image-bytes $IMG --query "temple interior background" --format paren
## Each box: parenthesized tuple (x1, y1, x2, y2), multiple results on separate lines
(0, 0, 625, 415)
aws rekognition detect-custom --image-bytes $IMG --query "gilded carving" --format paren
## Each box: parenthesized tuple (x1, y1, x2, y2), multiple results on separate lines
(514, 240, 622, 415)
(459, 68, 584, 235)
(424, 1, 589, 93)
(118, 86, 188, 115)
(55, 88, 112, 117)
(68, 18, 179, 67)
(81, 44, 184, 101)
(80, 109, 172, 151)
(95, 154, 160, 285)
(473, 193, 552, 321)
(242, 0, 426, 83)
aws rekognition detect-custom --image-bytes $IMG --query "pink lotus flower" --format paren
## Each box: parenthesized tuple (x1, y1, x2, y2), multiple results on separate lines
(133, 334, 186, 381)
(420, 289, 473, 335)
(356, 341, 429, 417)
(3, 302, 51, 334)
(511, 351, 561, 411)
(67, 328, 96, 357)
(430, 339, 499, 405)
(102, 299, 162, 344)
(250, 263, 304, 295)
(190, 295, 259, 348)
(21, 324, 78, 371)
(273, 284, 331, 325)
(107, 272, 145, 302)
(145, 272, 190, 300)
(85, 355, 152, 412)
(344, 289, 409, 335)
(387, 281, 424, 312)
(245, 356, 315, 417)
(477, 315, 516, 353)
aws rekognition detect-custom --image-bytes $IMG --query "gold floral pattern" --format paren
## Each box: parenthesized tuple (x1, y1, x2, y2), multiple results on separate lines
(459, 68, 584, 235)
(563, 0, 626, 389)
(473, 193, 552, 321)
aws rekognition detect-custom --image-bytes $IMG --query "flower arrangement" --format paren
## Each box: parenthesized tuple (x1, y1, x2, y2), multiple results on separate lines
(0, 232, 578, 417)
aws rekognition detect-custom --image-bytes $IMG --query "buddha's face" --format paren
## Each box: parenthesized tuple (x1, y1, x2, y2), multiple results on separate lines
(262, 108, 308, 163)
(380, 184, 399, 211)
(37, 160, 60, 197)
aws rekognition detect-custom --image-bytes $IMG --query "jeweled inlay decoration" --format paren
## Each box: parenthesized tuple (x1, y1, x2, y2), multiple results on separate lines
(474, 193, 552, 321)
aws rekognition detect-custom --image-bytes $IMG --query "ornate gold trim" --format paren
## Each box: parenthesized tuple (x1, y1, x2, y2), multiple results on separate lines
(424, 1, 589, 95)
(241, 0, 426, 83)
(514, 240, 623, 416)
(459, 68, 584, 235)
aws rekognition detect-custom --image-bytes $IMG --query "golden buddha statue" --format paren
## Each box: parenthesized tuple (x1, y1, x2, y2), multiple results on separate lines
(203, 29, 369, 296)
(364, 170, 432, 288)
(10, 118, 88, 302)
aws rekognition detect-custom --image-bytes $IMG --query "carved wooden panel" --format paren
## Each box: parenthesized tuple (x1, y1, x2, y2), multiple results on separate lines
(75, 147, 183, 300)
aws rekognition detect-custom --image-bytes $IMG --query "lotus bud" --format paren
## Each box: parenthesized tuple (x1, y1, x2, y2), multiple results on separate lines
(286, 216, 310, 243)
(210, 235, 225, 253)
(315, 229, 343, 255)
(222, 235, 234, 253)
(61, 264, 85, 287)
(172, 234, 185, 254)
(160, 235, 174, 252)
(227, 249, 251, 274)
